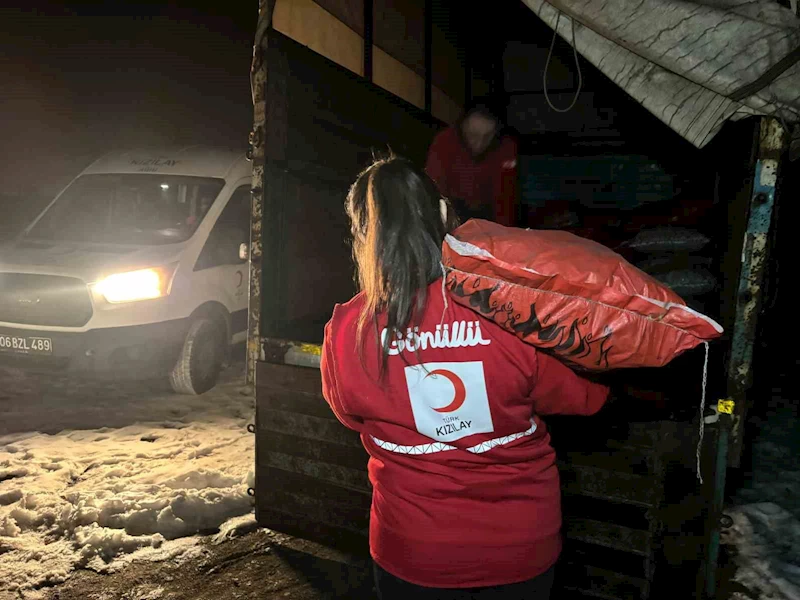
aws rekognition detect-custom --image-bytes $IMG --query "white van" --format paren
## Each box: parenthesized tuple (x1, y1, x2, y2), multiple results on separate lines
(0, 147, 252, 394)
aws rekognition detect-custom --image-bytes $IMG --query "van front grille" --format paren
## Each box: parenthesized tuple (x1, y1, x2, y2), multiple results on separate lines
(0, 273, 93, 327)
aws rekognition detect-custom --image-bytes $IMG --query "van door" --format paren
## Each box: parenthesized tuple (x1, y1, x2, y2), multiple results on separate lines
(194, 181, 251, 342)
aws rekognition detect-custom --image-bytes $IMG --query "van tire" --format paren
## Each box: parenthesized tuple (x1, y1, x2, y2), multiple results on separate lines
(169, 317, 226, 395)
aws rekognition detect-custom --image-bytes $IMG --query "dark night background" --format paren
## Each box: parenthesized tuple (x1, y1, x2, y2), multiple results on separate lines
(1, 1, 255, 205)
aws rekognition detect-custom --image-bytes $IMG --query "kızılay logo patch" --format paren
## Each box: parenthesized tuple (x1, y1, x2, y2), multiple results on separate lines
(405, 361, 494, 443)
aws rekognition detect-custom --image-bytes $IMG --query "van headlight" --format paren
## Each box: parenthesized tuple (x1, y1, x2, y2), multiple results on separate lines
(94, 266, 176, 304)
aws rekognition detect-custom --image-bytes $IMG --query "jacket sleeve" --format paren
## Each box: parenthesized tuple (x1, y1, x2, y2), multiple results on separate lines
(529, 351, 610, 416)
(321, 319, 364, 432)
(493, 137, 519, 227)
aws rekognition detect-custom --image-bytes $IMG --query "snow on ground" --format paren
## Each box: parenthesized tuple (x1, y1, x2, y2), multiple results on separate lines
(724, 398, 800, 600)
(0, 364, 255, 599)
(722, 503, 800, 600)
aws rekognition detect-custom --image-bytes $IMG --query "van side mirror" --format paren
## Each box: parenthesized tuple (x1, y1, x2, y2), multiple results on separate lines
(239, 243, 249, 261)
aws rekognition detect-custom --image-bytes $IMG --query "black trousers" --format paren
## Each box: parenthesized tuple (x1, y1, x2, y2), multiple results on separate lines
(373, 563, 555, 600)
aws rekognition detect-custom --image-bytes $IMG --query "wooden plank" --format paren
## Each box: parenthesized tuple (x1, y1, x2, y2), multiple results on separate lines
(560, 563, 649, 600)
(626, 421, 679, 449)
(257, 362, 323, 396)
(561, 494, 652, 532)
(258, 408, 362, 448)
(561, 448, 655, 476)
(558, 586, 633, 600)
(563, 517, 651, 556)
(257, 466, 371, 509)
(268, 26, 439, 177)
(375, 0, 425, 77)
(549, 417, 679, 452)
(314, 0, 365, 37)
(560, 464, 662, 508)
(256, 505, 369, 556)
(562, 539, 651, 579)
(260, 451, 370, 492)
(259, 429, 368, 471)
(257, 487, 369, 534)
(276, 32, 438, 164)
(259, 388, 336, 420)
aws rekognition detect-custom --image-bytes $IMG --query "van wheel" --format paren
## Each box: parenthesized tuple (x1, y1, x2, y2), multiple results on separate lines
(170, 317, 226, 395)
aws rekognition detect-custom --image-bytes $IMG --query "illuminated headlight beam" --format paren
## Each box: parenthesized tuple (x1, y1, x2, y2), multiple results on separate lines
(93, 266, 175, 304)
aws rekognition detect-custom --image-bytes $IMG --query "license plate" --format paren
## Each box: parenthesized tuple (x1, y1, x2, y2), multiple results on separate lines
(0, 335, 53, 355)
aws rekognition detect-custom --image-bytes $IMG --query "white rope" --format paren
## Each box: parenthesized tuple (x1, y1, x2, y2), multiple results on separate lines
(696, 341, 710, 484)
(543, 9, 583, 114)
(439, 262, 449, 325)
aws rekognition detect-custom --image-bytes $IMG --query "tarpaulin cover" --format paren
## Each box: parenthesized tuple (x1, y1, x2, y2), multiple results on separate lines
(523, 0, 800, 156)
(442, 219, 724, 371)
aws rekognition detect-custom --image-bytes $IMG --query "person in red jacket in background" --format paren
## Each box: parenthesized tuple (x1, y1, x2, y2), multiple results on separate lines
(321, 156, 609, 599)
(425, 97, 519, 227)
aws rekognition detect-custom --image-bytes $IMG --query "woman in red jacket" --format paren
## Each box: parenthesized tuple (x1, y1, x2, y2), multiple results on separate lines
(321, 156, 609, 599)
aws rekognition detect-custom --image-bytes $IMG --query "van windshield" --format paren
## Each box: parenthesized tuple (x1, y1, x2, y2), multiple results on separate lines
(26, 174, 226, 245)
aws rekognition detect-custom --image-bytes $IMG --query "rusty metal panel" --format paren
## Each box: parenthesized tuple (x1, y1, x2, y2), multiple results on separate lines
(704, 117, 789, 596)
(246, 0, 277, 385)
(727, 117, 789, 467)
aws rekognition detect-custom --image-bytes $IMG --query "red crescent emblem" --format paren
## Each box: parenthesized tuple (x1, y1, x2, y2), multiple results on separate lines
(425, 369, 467, 413)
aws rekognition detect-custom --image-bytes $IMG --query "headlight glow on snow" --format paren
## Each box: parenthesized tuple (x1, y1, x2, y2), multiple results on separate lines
(94, 266, 174, 304)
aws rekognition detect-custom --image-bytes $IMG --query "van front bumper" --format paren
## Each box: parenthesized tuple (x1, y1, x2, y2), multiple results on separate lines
(0, 319, 190, 378)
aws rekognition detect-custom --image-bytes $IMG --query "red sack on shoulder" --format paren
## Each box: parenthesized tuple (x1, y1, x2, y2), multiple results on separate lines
(442, 220, 723, 371)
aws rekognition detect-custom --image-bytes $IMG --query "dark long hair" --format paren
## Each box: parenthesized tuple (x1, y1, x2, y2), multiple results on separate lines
(346, 155, 459, 375)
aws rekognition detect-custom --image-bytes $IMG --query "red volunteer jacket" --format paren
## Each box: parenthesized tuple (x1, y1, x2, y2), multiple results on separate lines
(425, 126, 519, 227)
(321, 281, 609, 588)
